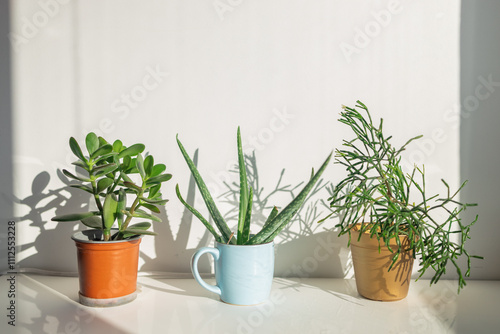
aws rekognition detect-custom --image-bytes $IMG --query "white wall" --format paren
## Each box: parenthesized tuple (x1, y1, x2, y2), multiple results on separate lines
(4, 0, 479, 279)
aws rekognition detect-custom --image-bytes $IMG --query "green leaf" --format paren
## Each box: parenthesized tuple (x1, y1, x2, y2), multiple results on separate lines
(103, 193, 118, 230)
(262, 206, 279, 230)
(119, 222, 154, 238)
(69, 184, 94, 194)
(121, 155, 132, 170)
(93, 163, 118, 177)
(144, 155, 154, 178)
(91, 144, 113, 160)
(52, 211, 99, 222)
(140, 197, 169, 205)
(71, 160, 88, 170)
(176, 135, 234, 244)
(121, 229, 158, 238)
(237, 126, 250, 244)
(136, 153, 146, 179)
(127, 222, 151, 230)
(113, 140, 123, 153)
(148, 184, 161, 198)
(96, 177, 114, 193)
(98, 136, 108, 147)
(121, 172, 133, 183)
(141, 203, 161, 213)
(63, 169, 91, 182)
(127, 167, 139, 174)
(117, 144, 145, 159)
(85, 132, 99, 156)
(132, 210, 162, 222)
(247, 152, 332, 245)
(150, 164, 166, 177)
(145, 174, 172, 186)
(80, 216, 103, 229)
(69, 137, 87, 162)
(124, 159, 138, 174)
(94, 152, 116, 164)
(116, 189, 126, 228)
(240, 187, 253, 244)
(124, 181, 142, 193)
(175, 184, 222, 243)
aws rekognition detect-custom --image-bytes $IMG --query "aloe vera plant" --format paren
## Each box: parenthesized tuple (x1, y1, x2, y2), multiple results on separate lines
(321, 101, 482, 292)
(176, 127, 332, 245)
(52, 132, 171, 241)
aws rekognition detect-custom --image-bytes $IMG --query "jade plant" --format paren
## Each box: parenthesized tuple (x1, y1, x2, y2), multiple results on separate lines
(320, 101, 482, 292)
(52, 132, 171, 241)
(176, 127, 332, 245)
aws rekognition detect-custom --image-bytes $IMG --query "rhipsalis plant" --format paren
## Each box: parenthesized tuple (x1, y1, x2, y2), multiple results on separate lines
(52, 132, 171, 241)
(320, 101, 482, 292)
(176, 127, 332, 245)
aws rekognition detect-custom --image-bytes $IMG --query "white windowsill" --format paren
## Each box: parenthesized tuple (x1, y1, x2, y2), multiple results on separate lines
(1, 274, 498, 333)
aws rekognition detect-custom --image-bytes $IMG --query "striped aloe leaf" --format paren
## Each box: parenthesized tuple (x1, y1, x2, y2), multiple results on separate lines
(237, 127, 250, 244)
(176, 135, 235, 244)
(175, 185, 223, 243)
(240, 187, 253, 244)
(262, 206, 279, 230)
(246, 152, 332, 245)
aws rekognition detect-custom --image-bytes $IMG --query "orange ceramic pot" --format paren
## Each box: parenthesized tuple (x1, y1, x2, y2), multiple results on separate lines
(72, 230, 141, 307)
(350, 225, 414, 301)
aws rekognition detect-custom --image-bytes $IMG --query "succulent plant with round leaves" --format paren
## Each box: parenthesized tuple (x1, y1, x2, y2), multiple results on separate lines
(52, 132, 171, 241)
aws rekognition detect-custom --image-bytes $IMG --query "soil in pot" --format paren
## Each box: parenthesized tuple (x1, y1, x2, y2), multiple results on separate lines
(350, 225, 414, 301)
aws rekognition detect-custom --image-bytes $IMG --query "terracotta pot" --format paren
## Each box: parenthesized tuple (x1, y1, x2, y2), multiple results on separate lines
(72, 230, 142, 307)
(350, 225, 414, 301)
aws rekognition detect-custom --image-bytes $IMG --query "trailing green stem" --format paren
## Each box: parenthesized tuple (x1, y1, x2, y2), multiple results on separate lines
(323, 101, 482, 293)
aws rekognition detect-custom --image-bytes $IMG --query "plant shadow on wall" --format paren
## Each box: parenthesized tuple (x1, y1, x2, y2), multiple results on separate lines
(13, 171, 86, 272)
(218, 152, 349, 279)
(140, 149, 213, 275)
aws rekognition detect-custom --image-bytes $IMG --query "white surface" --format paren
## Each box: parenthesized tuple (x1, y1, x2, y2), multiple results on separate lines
(1, 274, 498, 334)
(4, 0, 468, 279)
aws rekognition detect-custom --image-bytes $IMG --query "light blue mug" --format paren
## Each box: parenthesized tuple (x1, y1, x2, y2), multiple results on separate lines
(191, 241, 275, 305)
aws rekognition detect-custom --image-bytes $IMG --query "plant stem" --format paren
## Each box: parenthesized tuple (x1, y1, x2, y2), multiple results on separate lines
(90, 176, 109, 240)
(121, 194, 141, 232)
(108, 173, 122, 194)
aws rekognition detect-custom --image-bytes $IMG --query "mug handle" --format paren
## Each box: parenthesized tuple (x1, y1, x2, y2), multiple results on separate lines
(191, 247, 222, 296)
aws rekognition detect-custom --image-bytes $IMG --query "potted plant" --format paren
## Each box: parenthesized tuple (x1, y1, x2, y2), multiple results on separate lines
(176, 127, 331, 305)
(320, 101, 482, 301)
(52, 132, 171, 306)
